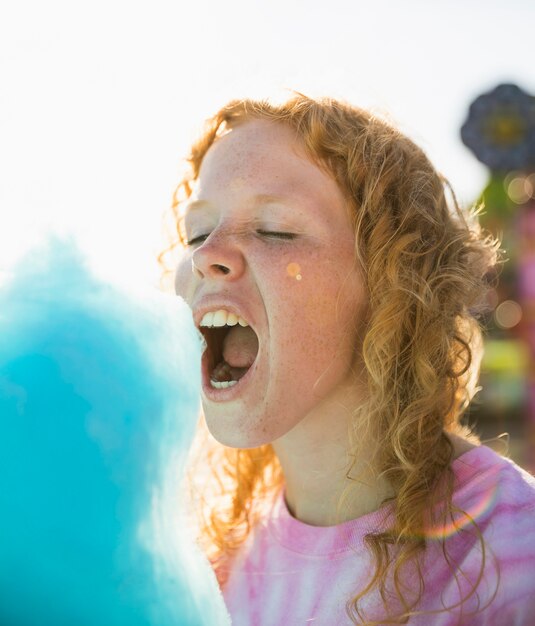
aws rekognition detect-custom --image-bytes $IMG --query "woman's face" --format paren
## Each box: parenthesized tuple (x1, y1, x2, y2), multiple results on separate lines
(174, 119, 367, 448)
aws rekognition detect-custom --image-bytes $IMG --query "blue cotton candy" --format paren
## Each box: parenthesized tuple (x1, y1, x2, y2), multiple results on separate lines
(0, 236, 230, 626)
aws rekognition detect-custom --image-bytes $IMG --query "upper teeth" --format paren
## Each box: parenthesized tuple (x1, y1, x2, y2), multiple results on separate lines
(199, 309, 249, 328)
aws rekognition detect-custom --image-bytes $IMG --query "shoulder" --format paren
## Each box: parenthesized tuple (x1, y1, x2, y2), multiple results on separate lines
(416, 445, 535, 623)
(452, 444, 535, 516)
(446, 446, 535, 622)
(449, 444, 535, 553)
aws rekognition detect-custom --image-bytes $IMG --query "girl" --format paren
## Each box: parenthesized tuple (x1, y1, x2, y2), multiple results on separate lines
(166, 94, 535, 625)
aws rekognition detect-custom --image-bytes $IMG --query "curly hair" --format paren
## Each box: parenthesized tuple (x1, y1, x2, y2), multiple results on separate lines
(159, 94, 503, 625)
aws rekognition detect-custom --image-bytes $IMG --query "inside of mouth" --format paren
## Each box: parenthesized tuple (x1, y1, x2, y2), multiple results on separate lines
(204, 326, 258, 383)
(211, 359, 250, 383)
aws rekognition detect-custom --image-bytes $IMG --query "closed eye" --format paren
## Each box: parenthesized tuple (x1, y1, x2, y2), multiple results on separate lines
(185, 231, 296, 246)
(256, 230, 296, 240)
(185, 234, 209, 246)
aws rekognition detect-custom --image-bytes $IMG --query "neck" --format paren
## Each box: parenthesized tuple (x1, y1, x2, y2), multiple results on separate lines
(272, 394, 477, 528)
(272, 382, 393, 527)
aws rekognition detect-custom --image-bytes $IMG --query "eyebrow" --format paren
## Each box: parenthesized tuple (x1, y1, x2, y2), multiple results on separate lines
(184, 194, 291, 213)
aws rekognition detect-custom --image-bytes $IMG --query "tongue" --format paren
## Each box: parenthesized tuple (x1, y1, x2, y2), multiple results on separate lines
(222, 325, 259, 369)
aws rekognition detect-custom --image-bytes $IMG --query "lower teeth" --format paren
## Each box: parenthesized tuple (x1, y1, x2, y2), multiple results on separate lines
(210, 379, 238, 389)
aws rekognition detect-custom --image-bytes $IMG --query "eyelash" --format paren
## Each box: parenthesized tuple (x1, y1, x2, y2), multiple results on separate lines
(185, 231, 296, 246)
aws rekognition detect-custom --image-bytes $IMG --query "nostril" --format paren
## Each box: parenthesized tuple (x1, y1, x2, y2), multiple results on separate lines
(191, 261, 231, 278)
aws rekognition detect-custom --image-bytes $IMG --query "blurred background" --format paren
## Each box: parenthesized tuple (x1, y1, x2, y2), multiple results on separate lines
(1, 0, 534, 470)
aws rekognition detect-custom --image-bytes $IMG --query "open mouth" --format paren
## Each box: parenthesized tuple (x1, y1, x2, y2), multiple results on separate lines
(200, 323, 259, 390)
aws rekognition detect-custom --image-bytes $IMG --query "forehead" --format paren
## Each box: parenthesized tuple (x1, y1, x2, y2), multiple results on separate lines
(189, 119, 350, 227)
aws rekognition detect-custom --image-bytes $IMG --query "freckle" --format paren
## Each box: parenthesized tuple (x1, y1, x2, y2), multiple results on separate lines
(286, 262, 301, 278)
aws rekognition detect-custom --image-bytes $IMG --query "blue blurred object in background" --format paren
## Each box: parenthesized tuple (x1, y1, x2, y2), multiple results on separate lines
(0, 237, 230, 626)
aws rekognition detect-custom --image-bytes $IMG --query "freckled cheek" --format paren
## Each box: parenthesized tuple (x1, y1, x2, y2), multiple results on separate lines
(262, 248, 355, 334)
(287, 265, 362, 364)
(301, 291, 341, 332)
(272, 277, 349, 357)
(300, 271, 353, 332)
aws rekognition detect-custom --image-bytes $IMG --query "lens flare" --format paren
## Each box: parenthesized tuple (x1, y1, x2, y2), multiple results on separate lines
(495, 300, 523, 329)
(286, 262, 302, 280)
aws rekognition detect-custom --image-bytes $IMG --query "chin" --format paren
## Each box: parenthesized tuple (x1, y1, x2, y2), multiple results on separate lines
(203, 412, 281, 450)
(207, 426, 269, 450)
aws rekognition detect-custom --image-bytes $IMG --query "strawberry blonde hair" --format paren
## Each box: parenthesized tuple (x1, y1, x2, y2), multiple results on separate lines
(160, 94, 503, 624)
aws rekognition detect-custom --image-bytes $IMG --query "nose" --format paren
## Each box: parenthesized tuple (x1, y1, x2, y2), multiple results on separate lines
(191, 229, 246, 281)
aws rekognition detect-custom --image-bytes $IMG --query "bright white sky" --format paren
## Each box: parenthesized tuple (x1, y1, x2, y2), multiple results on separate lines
(1, 0, 533, 286)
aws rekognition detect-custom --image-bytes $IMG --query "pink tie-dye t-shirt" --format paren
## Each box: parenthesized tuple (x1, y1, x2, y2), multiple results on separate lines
(222, 445, 535, 625)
